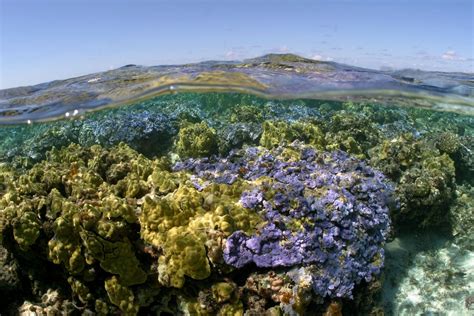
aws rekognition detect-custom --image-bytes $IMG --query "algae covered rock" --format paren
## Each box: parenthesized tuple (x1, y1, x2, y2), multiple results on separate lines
(434, 133, 474, 185)
(434, 131, 462, 155)
(217, 122, 262, 155)
(397, 154, 455, 226)
(450, 185, 474, 250)
(230, 104, 264, 123)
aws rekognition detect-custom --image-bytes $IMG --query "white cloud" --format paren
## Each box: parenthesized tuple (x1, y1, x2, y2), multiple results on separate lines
(223, 47, 250, 60)
(225, 51, 239, 59)
(264, 46, 290, 54)
(441, 50, 467, 61)
(276, 45, 290, 53)
(310, 54, 334, 62)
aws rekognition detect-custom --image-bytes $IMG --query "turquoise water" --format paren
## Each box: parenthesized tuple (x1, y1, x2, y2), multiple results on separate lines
(0, 56, 473, 315)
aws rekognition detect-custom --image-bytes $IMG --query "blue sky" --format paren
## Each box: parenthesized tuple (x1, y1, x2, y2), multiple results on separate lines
(1, 0, 472, 89)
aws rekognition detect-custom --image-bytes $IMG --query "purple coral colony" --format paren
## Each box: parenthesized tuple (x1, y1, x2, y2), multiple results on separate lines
(175, 143, 392, 299)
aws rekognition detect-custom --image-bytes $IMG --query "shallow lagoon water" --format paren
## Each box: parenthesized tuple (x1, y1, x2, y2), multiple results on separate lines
(0, 55, 473, 315)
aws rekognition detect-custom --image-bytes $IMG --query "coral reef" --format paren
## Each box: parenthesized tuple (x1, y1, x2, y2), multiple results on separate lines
(1, 92, 473, 315)
(0, 108, 177, 168)
(0, 140, 394, 314)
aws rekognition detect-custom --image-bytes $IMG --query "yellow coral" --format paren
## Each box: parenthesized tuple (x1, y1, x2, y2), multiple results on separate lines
(260, 120, 325, 150)
(140, 174, 263, 288)
(176, 122, 218, 158)
(104, 276, 139, 315)
(80, 230, 147, 286)
(13, 210, 40, 250)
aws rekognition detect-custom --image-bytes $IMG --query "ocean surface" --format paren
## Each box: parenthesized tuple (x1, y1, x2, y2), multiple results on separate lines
(0, 54, 472, 315)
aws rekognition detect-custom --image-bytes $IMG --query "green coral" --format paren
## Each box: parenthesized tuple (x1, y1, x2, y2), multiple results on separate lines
(176, 122, 218, 158)
(230, 104, 264, 123)
(370, 133, 456, 227)
(324, 111, 382, 159)
(260, 120, 325, 149)
(212, 282, 237, 303)
(48, 213, 86, 274)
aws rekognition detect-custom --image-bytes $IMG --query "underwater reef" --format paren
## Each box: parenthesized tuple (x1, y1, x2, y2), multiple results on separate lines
(0, 141, 393, 315)
(0, 93, 473, 315)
